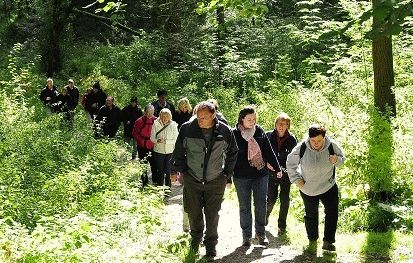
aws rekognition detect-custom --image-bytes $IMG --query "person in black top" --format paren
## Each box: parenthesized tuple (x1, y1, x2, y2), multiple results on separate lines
(65, 79, 79, 110)
(174, 97, 193, 129)
(95, 96, 122, 138)
(121, 96, 143, 159)
(53, 86, 74, 126)
(151, 89, 175, 118)
(232, 106, 281, 247)
(85, 82, 107, 119)
(39, 78, 58, 113)
(265, 113, 297, 236)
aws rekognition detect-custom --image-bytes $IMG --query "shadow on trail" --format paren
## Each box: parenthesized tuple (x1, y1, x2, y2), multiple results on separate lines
(214, 245, 267, 263)
(214, 231, 298, 263)
(266, 230, 291, 248)
(279, 251, 337, 263)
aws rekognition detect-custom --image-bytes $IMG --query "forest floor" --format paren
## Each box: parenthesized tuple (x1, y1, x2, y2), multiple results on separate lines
(162, 184, 392, 263)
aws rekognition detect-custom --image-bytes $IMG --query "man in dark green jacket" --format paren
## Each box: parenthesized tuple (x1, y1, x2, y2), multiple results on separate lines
(173, 101, 238, 259)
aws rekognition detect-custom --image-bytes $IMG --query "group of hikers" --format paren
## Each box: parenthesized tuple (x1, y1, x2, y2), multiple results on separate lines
(39, 78, 346, 260)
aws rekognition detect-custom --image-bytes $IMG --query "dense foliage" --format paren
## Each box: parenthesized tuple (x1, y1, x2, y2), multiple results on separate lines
(1, 0, 413, 261)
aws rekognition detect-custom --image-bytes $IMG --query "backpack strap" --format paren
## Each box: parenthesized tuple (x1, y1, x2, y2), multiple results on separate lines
(136, 116, 147, 135)
(328, 143, 335, 155)
(299, 141, 335, 158)
(299, 142, 307, 159)
(300, 141, 336, 180)
(155, 123, 170, 138)
(328, 142, 336, 180)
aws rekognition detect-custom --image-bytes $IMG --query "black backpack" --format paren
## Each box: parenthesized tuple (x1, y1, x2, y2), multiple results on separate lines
(299, 142, 336, 179)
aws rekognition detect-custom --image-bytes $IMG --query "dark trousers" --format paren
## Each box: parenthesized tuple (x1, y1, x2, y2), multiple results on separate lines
(300, 184, 339, 243)
(183, 175, 227, 250)
(266, 176, 291, 229)
(233, 175, 268, 238)
(137, 147, 155, 187)
(124, 135, 137, 159)
(152, 152, 172, 187)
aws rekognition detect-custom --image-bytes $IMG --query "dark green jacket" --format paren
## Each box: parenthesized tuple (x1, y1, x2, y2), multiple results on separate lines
(173, 118, 238, 183)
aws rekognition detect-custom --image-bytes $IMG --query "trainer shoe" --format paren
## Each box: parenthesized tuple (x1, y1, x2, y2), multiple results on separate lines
(255, 234, 269, 246)
(242, 237, 251, 247)
(322, 241, 336, 251)
(278, 228, 286, 236)
(304, 240, 317, 255)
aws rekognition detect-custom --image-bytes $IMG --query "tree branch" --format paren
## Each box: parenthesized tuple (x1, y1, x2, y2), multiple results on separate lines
(72, 8, 141, 36)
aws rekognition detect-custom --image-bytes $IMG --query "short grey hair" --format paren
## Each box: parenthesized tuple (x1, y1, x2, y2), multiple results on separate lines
(144, 104, 155, 113)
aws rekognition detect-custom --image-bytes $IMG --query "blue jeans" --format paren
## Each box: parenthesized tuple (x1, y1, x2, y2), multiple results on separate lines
(233, 175, 269, 238)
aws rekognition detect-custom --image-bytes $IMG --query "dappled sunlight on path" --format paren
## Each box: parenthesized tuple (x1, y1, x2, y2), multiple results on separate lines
(164, 184, 367, 262)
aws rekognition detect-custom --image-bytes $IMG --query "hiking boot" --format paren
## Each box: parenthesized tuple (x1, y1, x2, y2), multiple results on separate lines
(322, 241, 336, 252)
(190, 241, 200, 254)
(205, 247, 217, 261)
(183, 225, 190, 233)
(255, 234, 269, 246)
(242, 237, 251, 247)
(278, 228, 286, 236)
(304, 240, 317, 255)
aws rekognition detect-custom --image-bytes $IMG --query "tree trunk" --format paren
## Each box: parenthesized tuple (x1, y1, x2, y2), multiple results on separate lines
(216, 6, 226, 88)
(372, 0, 396, 117)
(44, 0, 65, 76)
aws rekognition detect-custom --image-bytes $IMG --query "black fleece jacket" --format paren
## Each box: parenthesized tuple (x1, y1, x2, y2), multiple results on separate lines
(266, 130, 297, 182)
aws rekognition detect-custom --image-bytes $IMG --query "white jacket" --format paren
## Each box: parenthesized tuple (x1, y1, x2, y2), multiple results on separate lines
(150, 119, 179, 154)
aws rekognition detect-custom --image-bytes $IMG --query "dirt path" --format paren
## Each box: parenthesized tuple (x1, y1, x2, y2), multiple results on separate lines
(164, 184, 359, 263)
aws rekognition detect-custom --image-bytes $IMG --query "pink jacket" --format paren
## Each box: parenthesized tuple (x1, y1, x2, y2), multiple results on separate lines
(132, 116, 156, 150)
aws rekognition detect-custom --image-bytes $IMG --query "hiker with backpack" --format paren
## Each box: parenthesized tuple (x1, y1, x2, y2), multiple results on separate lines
(150, 108, 178, 187)
(132, 104, 156, 186)
(286, 124, 345, 254)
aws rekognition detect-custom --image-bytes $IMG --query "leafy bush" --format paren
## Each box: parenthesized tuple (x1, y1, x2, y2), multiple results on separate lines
(0, 45, 186, 262)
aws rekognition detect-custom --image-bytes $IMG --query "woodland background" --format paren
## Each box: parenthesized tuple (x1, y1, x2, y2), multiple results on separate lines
(0, 0, 412, 262)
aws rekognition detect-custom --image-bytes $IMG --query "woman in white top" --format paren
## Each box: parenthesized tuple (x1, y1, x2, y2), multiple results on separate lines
(150, 108, 179, 186)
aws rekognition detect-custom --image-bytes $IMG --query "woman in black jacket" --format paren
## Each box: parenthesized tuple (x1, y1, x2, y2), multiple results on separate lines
(266, 113, 297, 236)
(174, 97, 193, 129)
(232, 106, 281, 247)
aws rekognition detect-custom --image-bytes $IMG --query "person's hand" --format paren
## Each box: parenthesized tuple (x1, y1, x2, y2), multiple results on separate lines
(296, 179, 305, 189)
(170, 172, 177, 183)
(226, 183, 232, 189)
(177, 172, 184, 185)
(92, 103, 97, 108)
(276, 171, 283, 178)
(46, 97, 51, 101)
(329, 155, 338, 164)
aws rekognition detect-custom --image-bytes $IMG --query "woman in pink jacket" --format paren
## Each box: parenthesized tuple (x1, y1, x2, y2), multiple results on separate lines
(132, 104, 156, 186)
